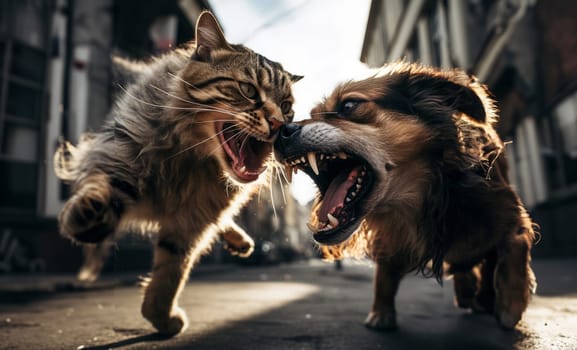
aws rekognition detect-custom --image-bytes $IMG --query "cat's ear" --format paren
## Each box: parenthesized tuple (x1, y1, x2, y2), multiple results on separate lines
(290, 74, 304, 83)
(193, 11, 230, 61)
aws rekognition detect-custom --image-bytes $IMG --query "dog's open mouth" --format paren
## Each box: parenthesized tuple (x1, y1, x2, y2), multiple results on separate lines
(216, 122, 270, 182)
(285, 151, 374, 244)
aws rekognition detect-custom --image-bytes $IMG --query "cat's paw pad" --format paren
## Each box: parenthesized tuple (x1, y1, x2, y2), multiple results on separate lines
(223, 235, 254, 258)
(364, 311, 397, 330)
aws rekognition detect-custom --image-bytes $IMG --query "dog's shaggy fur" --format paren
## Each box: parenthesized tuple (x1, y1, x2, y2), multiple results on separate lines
(275, 62, 537, 330)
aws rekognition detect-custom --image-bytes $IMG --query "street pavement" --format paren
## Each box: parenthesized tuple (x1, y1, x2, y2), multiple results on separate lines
(0, 259, 576, 350)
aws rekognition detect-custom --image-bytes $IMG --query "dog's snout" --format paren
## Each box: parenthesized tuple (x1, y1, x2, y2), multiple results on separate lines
(274, 123, 302, 158)
(279, 123, 301, 140)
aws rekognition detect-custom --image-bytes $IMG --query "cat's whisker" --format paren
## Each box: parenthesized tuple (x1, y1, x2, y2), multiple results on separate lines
(269, 167, 278, 220)
(118, 84, 223, 113)
(276, 161, 291, 186)
(165, 123, 240, 160)
(275, 167, 288, 204)
(167, 73, 238, 111)
(149, 84, 239, 116)
(205, 126, 248, 158)
(310, 111, 339, 116)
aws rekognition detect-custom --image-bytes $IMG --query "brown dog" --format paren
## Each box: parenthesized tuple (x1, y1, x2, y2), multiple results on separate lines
(274, 62, 537, 330)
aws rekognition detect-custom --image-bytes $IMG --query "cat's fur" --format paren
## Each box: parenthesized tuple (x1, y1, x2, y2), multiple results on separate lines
(54, 11, 301, 336)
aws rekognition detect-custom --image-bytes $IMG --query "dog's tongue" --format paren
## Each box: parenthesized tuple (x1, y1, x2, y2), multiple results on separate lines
(318, 167, 360, 222)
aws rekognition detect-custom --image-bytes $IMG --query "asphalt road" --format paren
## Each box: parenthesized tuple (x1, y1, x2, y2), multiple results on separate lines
(1, 259, 576, 350)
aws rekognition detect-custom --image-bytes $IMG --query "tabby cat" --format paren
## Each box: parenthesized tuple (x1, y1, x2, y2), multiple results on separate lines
(54, 11, 301, 336)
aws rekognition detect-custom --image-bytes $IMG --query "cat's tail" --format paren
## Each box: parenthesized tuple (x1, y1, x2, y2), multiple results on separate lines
(54, 133, 96, 182)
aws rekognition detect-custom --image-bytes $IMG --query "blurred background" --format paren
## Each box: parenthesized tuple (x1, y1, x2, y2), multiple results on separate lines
(0, 0, 575, 276)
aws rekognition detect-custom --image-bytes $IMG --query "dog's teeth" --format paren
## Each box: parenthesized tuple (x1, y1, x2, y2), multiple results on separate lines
(327, 213, 339, 227)
(285, 165, 293, 182)
(357, 177, 363, 184)
(301, 156, 306, 164)
(307, 152, 319, 175)
(306, 222, 318, 233)
(240, 166, 246, 173)
(320, 154, 325, 160)
(351, 191, 356, 197)
(345, 197, 351, 202)
(356, 184, 361, 190)
(337, 152, 347, 159)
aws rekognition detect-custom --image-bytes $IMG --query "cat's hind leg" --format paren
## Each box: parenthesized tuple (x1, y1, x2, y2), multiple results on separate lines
(219, 222, 254, 258)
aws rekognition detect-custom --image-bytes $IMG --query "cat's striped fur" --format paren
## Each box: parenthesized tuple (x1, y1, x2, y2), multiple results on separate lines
(54, 11, 301, 336)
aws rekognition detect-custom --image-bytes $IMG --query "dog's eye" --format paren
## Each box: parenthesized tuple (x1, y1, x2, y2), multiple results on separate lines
(339, 99, 361, 114)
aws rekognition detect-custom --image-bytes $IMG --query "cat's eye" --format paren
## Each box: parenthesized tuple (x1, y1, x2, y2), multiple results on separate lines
(239, 82, 258, 99)
(280, 101, 292, 115)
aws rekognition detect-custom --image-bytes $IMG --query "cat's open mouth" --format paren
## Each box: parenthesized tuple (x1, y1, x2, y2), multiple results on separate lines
(217, 122, 270, 182)
(283, 151, 375, 244)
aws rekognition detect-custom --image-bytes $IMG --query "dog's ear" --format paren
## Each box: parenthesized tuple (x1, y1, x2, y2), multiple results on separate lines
(379, 71, 488, 123)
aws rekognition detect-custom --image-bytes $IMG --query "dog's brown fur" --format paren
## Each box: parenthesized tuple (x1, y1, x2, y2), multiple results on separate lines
(275, 62, 537, 330)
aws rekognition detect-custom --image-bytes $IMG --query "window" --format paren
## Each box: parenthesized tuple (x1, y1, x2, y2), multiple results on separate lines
(544, 92, 577, 193)
(0, 0, 51, 213)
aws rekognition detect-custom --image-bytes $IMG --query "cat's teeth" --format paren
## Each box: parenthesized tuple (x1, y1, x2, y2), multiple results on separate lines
(307, 152, 319, 175)
(327, 213, 339, 227)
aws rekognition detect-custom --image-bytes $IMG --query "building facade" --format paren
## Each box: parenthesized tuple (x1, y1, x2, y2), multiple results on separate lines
(361, 0, 577, 256)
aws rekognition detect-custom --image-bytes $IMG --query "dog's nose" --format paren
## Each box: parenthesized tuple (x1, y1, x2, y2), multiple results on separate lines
(274, 123, 302, 156)
(279, 123, 301, 140)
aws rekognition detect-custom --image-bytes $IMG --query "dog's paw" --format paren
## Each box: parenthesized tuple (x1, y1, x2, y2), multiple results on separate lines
(498, 310, 521, 330)
(364, 311, 397, 330)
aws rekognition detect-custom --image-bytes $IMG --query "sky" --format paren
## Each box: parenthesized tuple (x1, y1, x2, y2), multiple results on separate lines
(209, 0, 372, 205)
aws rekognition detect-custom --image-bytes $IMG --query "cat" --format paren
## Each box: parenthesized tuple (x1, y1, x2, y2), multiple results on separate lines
(54, 11, 301, 336)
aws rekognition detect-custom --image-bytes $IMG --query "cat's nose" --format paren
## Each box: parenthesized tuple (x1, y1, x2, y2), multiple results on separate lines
(268, 117, 283, 132)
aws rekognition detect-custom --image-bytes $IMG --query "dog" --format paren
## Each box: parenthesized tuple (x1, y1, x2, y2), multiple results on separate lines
(274, 62, 537, 330)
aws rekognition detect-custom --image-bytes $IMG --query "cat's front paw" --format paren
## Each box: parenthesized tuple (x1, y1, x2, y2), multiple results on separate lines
(59, 179, 119, 243)
(223, 236, 254, 257)
(220, 227, 254, 258)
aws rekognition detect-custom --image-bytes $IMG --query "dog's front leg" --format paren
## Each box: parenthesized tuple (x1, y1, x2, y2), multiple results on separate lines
(364, 259, 403, 330)
(494, 224, 536, 329)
